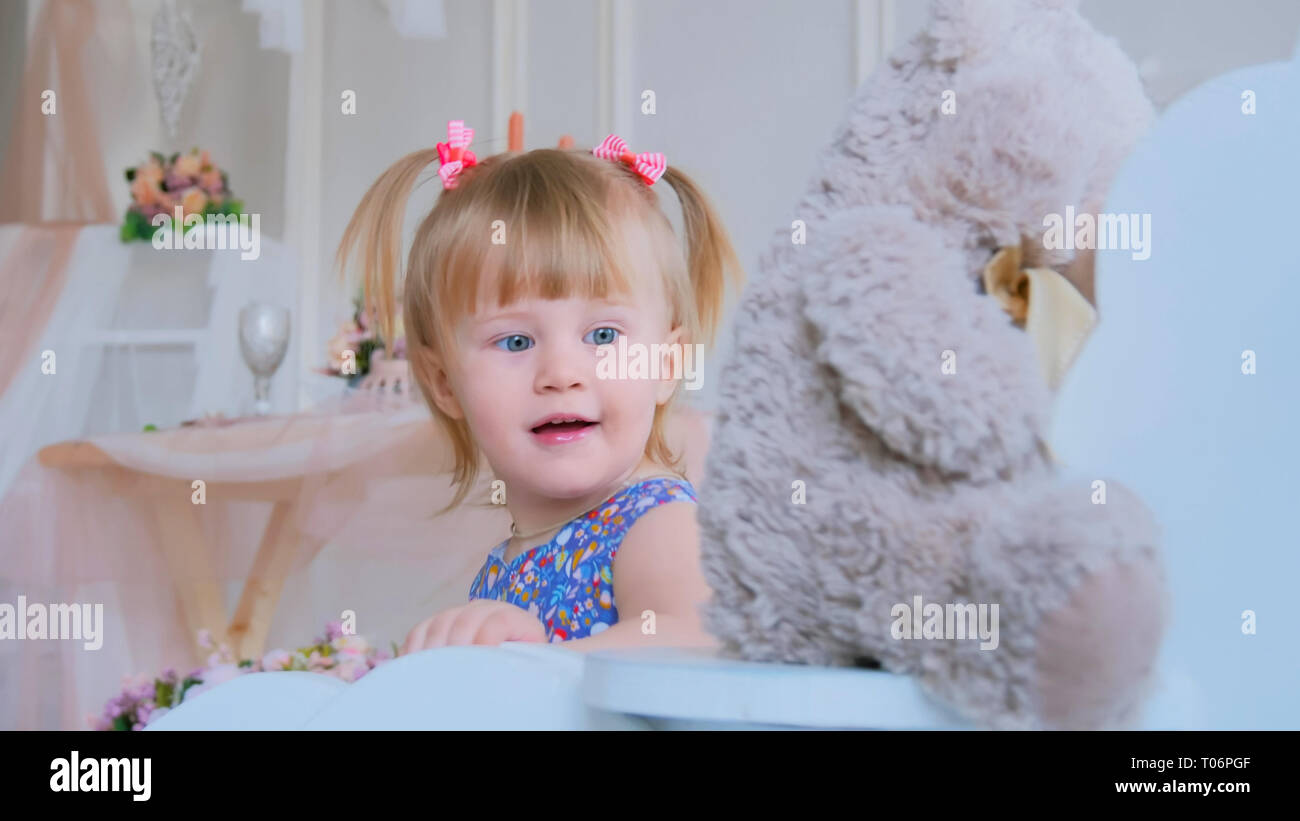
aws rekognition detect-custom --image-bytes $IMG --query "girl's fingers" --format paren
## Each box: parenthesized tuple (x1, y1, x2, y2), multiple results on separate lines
(404, 602, 545, 654)
(473, 612, 517, 646)
(423, 607, 460, 649)
(445, 605, 486, 646)
(401, 617, 433, 655)
(478, 606, 544, 645)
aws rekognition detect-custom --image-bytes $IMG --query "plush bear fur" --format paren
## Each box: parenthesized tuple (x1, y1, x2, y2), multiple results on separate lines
(696, 0, 1170, 729)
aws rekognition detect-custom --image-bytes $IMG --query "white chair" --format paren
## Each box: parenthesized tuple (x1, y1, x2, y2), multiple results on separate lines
(1049, 40, 1300, 729)
(149, 641, 1205, 730)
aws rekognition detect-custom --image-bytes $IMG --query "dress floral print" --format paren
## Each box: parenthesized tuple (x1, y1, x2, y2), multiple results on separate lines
(468, 477, 697, 642)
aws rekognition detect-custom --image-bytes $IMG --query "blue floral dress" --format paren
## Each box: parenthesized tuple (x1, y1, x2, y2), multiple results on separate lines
(467, 477, 697, 642)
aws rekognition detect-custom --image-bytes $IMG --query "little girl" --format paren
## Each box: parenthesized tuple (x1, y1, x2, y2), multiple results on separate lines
(336, 122, 743, 653)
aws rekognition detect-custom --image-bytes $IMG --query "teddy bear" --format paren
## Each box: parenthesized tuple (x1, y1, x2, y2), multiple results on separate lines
(695, 0, 1170, 729)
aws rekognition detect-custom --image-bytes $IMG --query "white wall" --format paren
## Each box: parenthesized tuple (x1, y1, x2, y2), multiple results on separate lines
(894, 0, 1300, 109)
(7, 1, 1295, 411)
(314, 0, 873, 411)
(310, 0, 1300, 410)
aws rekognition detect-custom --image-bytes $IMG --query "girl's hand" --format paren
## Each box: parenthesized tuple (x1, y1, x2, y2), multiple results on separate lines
(401, 599, 547, 654)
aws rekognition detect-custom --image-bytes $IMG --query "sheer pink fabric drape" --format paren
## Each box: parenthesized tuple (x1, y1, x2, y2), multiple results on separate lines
(0, 391, 712, 729)
(0, 0, 118, 224)
(0, 0, 123, 401)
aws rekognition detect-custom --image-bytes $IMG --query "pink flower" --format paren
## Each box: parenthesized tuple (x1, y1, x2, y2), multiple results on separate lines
(260, 648, 292, 671)
(173, 151, 202, 178)
(327, 320, 369, 372)
(164, 172, 192, 193)
(332, 635, 370, 657)
(180, 662, 244, 702)
(199, 169, 224, 194)
(329, 658, 368, 682)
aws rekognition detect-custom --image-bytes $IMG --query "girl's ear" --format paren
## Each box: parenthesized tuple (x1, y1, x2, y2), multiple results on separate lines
(429, 366, 466, 420)
(411, 347, 465, 420)
(655, 325, 686, 405)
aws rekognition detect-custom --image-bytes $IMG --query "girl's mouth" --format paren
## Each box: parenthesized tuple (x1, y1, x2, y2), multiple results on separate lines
(530, 417, 599, 445)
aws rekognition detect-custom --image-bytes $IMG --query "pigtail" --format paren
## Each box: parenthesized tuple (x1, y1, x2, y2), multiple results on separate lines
(335, 147, 442, 348)
(660, 166, 745, 346)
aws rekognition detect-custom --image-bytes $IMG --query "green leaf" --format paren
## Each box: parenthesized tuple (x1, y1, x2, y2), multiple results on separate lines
(120, 209, 149, 244)
(142, 424, 158, 432)
(125, 167, 136, 182)
(179, 676, 202, 702)
(150, 151, 166, 166)
(154, 678, 175, 707)
(169, 152, 179, 165)
(113, 715, 131, 731)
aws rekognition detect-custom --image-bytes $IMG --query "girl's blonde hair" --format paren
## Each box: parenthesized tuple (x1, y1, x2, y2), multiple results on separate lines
(337, 143, 744, 511)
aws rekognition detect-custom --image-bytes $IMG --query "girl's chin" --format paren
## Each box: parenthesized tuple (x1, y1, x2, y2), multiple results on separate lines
(506, 465, 624, 502)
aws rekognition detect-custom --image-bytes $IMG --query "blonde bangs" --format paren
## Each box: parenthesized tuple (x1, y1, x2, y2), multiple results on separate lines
(413, 149, 652, 356)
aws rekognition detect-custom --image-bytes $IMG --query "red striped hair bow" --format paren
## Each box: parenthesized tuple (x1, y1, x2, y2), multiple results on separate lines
(592, 134, 666, 185)
(437, 120, 478, 189)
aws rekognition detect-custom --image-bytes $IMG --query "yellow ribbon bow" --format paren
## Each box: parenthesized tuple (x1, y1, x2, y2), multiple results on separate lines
(982, 244, 1098, 392)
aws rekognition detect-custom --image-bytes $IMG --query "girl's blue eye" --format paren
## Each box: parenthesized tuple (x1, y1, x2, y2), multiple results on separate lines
(495, 334, 533, 352)
(585, 327, 619, 346)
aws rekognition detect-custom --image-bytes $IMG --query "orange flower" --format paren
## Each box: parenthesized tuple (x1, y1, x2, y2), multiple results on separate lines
(130, 175, 163, 206)
(136, 158, 164, 186)
(180, 187, 208, 217)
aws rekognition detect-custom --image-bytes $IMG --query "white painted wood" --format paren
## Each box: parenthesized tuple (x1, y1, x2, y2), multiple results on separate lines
(596, 0, 632, 140)
(492, 0, 527, 146)
(87, 329, 206, 346)
(284, 0, 323, 410)
(610, 0, 632, 140)
(514, 0, 528, 133)
(595, 0, 610, 137)
(855, 0, 896, 87)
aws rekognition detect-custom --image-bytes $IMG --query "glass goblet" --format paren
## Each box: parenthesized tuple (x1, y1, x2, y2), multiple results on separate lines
(238, 302, 290, 415)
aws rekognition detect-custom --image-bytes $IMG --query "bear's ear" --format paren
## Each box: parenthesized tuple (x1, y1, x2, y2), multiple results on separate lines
(922, 0, 1081, 64)
(799, 206, 1052, 481)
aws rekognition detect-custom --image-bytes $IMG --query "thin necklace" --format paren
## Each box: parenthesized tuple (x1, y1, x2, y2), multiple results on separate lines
(506, 470, 687, 545)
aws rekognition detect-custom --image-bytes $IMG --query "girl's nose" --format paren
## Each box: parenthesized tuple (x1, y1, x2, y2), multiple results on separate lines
(533, 338, 589, 393)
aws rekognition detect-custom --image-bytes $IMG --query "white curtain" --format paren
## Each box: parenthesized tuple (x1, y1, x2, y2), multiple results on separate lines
(242, 0, 447, 53)
(0, 226, 128, 501)
(0, 225, 302, 503)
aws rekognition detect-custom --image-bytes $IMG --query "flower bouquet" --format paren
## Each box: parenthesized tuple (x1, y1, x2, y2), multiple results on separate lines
(120, 148, 247, 243)
(92, 621, 396, 730)
(322, 289, 406, 382)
